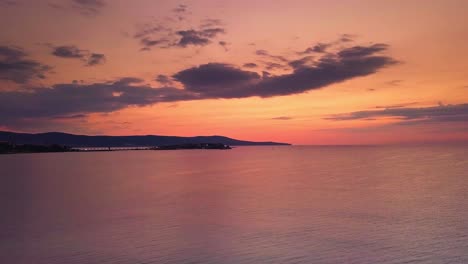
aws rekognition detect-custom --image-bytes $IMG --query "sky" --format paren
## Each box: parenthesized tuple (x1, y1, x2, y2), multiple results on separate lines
(0, 0, 467, 144)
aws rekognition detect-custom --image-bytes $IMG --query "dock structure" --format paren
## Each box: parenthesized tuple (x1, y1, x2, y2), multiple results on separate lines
(71, 146, 151, 151)
(2, 144, 232, 154)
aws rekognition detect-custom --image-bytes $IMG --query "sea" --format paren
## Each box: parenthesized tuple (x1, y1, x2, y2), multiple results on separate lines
(1, 145, 468, 264)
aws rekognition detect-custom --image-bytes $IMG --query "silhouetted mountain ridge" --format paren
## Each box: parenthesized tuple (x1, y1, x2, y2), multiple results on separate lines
(0, 131, 290, 147)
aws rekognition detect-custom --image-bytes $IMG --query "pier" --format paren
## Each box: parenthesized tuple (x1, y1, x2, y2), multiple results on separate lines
(71, 146, 151, 151)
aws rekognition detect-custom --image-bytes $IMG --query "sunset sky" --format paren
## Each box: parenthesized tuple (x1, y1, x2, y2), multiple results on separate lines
(1, 0, 467, 144)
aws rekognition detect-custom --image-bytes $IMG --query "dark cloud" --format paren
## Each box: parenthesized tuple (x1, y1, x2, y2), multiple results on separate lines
(255, 50, 288, 63)
(176, 28, 225, 47)
(173, 63, 261, 94)
(156, 74, 173, 86)
(87, 53, 106, 66)
(262, 71, 271, 78)
(176, 30, 210, 47)
(218, 41, 229, 51)
(375, 102, 419, 109)
(0, 78, 197, 126)
(272, 116, 293, 120)
(0, 45, 51, 84)
(243, 63, 258, 68)
(139, 38, 171, 51)
(264, 62, 287, 71)
(200, 19, 223, 28)
(176, 45, 392, 97)
(52, 45, 86, 58)
(299, 43, 330, 54)
(72, 0, 106, 16)
(200, 28, 225, 38)
(324, 103, 468, 124)
(54, 114, 88, 119)
(51, 45, 106, 66)
(253, 48, 395, 97)
(133, 5, 224, 50)
(113, 77, 144, 86)
(134, 24, 170, 39)
(0, 43, 397, 128)
(337, 43, 388, 58)
(288, 56, 314, 69)
(297, 35, 356, 55)
(135, 25, 225, 50)
(133, 22, 173, 50)
(172, 43, 396, 98)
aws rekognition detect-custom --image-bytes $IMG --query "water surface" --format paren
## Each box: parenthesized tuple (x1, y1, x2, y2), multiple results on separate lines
(1, 145, 468, 263)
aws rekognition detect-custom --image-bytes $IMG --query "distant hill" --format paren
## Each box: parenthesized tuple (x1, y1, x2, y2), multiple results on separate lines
(0, 131, 290, 147)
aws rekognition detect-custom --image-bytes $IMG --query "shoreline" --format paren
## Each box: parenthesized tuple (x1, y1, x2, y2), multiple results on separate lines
(0, 143, 232, 154)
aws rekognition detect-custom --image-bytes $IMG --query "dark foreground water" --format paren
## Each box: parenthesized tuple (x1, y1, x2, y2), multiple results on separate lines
(1, 145, 468, 264)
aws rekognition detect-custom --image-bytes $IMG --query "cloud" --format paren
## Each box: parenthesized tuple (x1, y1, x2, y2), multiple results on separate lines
(72, 0, 106, 16)
(156, 74, 173, 86)
(0, 45, 51, 84)
(375, 102, 419, 109)
(299, 43, 330, 54)
(298, 35, 356, 55)
(272, 116, 293, 120)
(139, 38, 171, 51)
(176, 30, 210, 47)
(218, 41, 229, 51)
(264, 62, 288, 71)
(337, 43, 388, 58)
(134, 24, 169, 39)
(288, 56, 314, 69)
(262, 71, 271, 78)
(113, 77, 144, 85)
(255, 50, 288, 62)
(200, 19, 223, 28)
(87, 53, 106, 66)
(0, 43, 397, 128)
(243, 63, 258, 68)
(135, 26, 225, 50)
(173, 63, 261, 94)
(52, 45, 85, 58)
(173, 43, 397, 98)
(54, 114, 88, 119)
(176, 28, 225, 47)
(133, 23, 172, 50)
(324, 103, 468, 124)
(51, 45, 106, 66)
(133, 5, 224, 50)
(0, 78, 197, 126)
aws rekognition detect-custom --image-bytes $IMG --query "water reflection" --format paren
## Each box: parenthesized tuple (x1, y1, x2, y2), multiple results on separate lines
(1, 145, 468, 263)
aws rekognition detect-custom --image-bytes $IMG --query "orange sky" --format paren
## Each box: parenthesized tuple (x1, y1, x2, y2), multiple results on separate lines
(1, 0, 467, 144)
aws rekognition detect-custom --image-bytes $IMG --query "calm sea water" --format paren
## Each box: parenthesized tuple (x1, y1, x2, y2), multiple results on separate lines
(1, 145, 468, 264)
